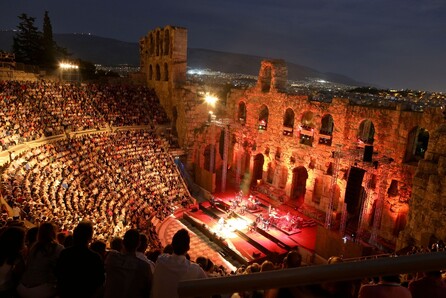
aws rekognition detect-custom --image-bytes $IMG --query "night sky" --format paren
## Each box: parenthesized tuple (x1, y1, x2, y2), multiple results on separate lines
(2, 0, 446, 92)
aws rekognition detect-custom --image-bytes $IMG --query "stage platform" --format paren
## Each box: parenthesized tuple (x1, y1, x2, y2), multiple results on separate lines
(157, 190, 319, 269)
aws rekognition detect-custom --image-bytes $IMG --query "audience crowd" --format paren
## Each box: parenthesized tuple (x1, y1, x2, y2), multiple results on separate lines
(0, 221, 445, 298)
(0, 80, 169, 150)
(1, 130, 191, 244)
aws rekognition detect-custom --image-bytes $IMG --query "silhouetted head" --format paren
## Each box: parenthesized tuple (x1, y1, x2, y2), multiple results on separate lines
(285, 250, 302, 268)
(172, 229, 190, 255)
(123, 229, 140, 253)
(73, 221, 94, 246)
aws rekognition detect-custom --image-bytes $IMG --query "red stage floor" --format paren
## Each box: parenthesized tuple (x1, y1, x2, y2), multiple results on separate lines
(157, 188, 319, 270)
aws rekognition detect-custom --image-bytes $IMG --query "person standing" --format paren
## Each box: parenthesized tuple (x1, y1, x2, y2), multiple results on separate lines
(56, 221, 104, 298)
(104, 229, 152, 298)
(17, 222, 63, 298)
(151, 229, 206, 298)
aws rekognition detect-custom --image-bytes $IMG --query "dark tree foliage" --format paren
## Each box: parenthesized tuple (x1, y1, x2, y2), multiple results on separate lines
(13, 12, 70, 70)
(42, 11, 56, 69)
(12, 14, 42, 65)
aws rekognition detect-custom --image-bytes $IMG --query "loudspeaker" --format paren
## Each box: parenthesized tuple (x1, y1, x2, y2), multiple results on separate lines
(344, 167, 365, 214)
(363, 145, 373, 162)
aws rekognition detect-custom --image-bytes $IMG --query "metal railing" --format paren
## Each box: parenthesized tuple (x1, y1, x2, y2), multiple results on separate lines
(178, 252, 446, 297)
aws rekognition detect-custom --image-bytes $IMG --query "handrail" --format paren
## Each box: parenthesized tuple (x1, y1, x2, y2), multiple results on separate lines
(178, 252, 446, 297)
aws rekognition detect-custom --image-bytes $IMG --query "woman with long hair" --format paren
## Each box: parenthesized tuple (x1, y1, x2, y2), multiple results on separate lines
(17, 222, 64, 298)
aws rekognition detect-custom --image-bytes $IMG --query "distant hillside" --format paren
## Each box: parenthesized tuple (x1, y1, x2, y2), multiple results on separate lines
(0, 31, 364, 86)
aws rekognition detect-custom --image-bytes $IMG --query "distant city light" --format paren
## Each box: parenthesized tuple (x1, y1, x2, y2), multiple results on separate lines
(317, 79, 327, 83)
(59, 62, 79, 69)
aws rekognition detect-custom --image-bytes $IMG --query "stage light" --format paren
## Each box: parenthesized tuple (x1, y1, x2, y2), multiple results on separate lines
(59, 62, 79, 69)
(204, 93, 218, 107)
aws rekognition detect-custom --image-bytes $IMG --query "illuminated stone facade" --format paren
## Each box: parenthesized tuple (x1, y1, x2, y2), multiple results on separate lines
(140, 26, 445, 251)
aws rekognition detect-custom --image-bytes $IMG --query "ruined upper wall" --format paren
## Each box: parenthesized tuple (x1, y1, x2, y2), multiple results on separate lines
(140, 25, 188, 88)
(257, 59, 287, 93)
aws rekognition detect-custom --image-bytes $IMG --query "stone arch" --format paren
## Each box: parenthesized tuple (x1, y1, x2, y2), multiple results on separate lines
(164, 63, 169, 81)
(260, 66, 272, 92)
(156, 31, 160, 56)
(149, 65, 153, 80)
(319, 114, 334, 145)
(252, 153, 265, 183)
(238, 101, 247, 124)
(258, 104, 269, 131)
(290, 166, 308, 204)
(300, 111, 315, 146)
(204, 144, 216, 172)
(149, 33, 154, 55)
(163, 29, 170, 55)
(155, 64, 161, 81)
(358, 119, 375, 145)
(283, 108, 295, 136)
(404, 126, 429, 163)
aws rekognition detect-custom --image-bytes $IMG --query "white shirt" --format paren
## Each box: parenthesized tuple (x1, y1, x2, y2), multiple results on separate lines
(135, 251, 155, 273)
(151, 253, 207, 298)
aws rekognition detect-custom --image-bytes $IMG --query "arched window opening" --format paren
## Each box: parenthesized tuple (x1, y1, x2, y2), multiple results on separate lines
(238, 102, 247, 125)
(299, 111, 314, 146)
(164, 63, 169, 81)
(156, 31, 160, 56)
(149, 65, 153, 80)
(252, 153, 265, 184)
(290, 166, 308, 205)
(164, 30, 170, 55)
(387, 179, 399, 197)
(283, 108, 295, 136)
(260, 66, 272, 92)
(204, 145, 216, 173)
(319, 114, 334, 146)
(404, 127, 429, 163)
(358, 119, 375, 145)
(258, 105, 269, 131)
(155, 64, 161, 81)
(149, 33, 154, 55)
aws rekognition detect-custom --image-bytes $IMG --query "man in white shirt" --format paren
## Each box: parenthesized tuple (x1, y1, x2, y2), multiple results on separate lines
(136, 233, 155, 273)
(151, 228, 207, 298)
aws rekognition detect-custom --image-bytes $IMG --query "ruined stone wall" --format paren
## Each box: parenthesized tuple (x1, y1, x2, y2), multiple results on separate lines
(206, 61, 444, 248)
(140, 25, 187, 121)
(397, 123, 446, 249)
(139, 25, 445, 250)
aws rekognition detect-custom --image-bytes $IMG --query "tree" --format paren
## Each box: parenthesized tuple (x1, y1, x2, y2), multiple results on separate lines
(42, 11, 56, 69)
(12, 13, 42, 65)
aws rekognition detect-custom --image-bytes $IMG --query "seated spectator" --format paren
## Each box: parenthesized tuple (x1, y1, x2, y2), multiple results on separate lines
(109, 237, 123, 253)
(56, 221, 104, 298)
(90, 240, 107, 261)
(136, 233, 155, 273)
(17, 222, 63, 298)
(151, 229, 206, 298)
(408, 270, 446, 298)
(104, 229, 152, 298)
(358, 275, 411, 298)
